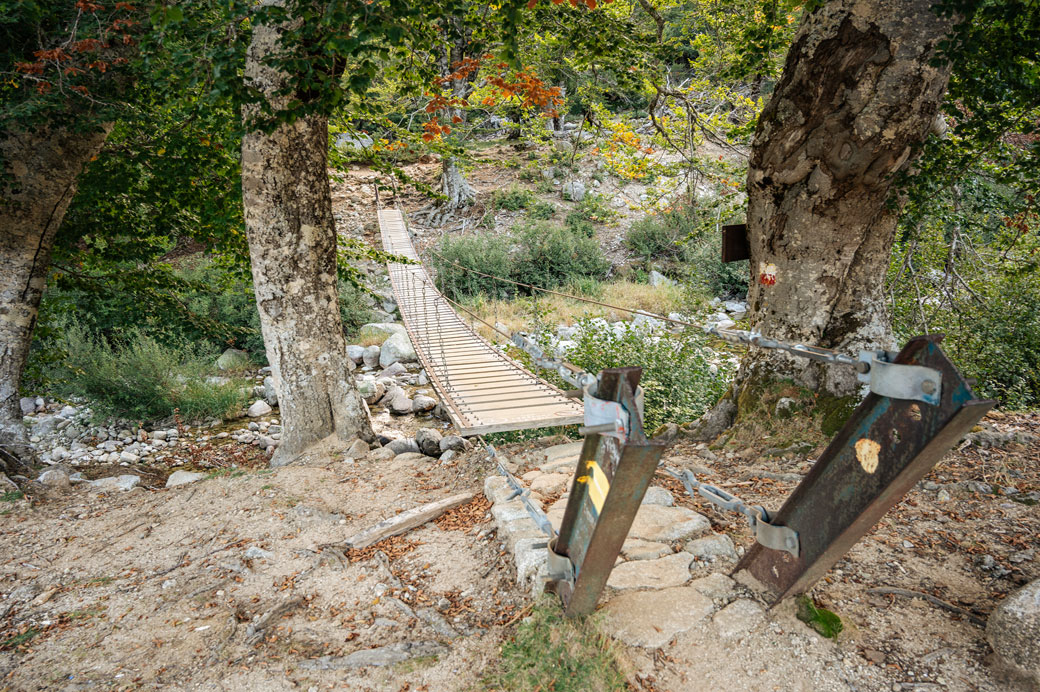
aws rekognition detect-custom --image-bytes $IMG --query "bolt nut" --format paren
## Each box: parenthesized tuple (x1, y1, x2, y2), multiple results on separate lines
(855, 361, 871, 374)
(921, 380, 937, 395)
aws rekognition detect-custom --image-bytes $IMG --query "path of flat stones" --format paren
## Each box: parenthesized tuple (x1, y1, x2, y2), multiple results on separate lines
(484, 441, 769, 650)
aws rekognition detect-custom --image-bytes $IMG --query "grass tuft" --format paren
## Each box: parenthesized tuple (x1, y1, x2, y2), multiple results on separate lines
(482, 598, 628, 692)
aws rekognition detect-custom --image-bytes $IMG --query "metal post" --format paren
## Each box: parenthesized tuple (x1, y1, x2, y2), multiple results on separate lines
(547, 368, 667, 617)
(734, 335, 994, 602)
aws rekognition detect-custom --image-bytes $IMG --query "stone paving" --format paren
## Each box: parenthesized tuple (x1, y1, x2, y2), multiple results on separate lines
(484, 440, 769, 652)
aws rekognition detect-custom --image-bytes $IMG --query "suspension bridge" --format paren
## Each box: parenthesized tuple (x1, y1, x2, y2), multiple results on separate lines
(376, 199, 992, 613)
(378, 208, 584, 435)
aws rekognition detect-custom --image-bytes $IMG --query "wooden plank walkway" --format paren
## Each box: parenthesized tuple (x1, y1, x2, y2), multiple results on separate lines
(378, 209, 584, 435)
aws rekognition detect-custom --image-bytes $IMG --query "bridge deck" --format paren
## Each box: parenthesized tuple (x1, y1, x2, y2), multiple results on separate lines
(378, 209, 584, 435)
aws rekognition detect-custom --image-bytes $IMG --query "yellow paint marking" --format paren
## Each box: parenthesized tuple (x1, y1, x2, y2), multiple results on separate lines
(855, 438, 881, 474)
(585, 460, 610, 513)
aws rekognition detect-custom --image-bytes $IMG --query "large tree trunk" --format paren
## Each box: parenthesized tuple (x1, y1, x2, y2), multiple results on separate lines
(735, 0, 955, 404)
(441, 156, 475, 209)
(0, 126, 110, 474)
(242, 10, 373, 466)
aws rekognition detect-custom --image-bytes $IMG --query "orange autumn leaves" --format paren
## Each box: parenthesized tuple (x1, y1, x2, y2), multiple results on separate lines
(422, 55, 564, 142)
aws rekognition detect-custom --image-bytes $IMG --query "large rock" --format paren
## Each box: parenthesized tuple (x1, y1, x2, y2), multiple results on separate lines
(358, 323, 408, 346)
(37, 468, 71, 489)
(440, 435, 471, 453)
(988, 578, 1040, 685)
(379, 333, 417, 368)
(628, 504, 712, 543)
(362, 345, 381, 368)
(415, 428, 443, 457)
(166, 470, 206, 488)
(89, 475, 141, 492)
(358, 379, 385, 405)
(389, 390, 413, 415)
(648, 270, 675, 288)
(387, 438, 421, 455)
(561, 180, 586, 202)
(346, 345, 366, 364)
(607, 552, 693, 591)
(19, 397, 36, 415)
(600, 585, 715, 649)
(412, 395, 437, 413)
(262, 376, 278, 406)
(641, 486, 674, 506)
(247, 400, 273, 417)
(216, 348, 250, 371)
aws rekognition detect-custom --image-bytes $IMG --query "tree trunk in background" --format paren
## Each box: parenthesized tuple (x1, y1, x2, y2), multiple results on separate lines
(439, 25, 476, 209)
(0, 126, 110, 475)
(733, 0, 955, 408)
(242, 11, 373, 466)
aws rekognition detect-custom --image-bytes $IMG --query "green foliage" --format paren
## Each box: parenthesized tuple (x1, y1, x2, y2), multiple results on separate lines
(528, 200, 557, 220)
(432, 233, 515, 301)
(889, 179, 1040, 409)
(564, 211, 596, 238)
(45, 324, 247, 423)
(493, 185, 535, 211)
(796, 596, 843, 639)
(483, 598, 626, 692)
(511, 222, 609, 291)
(433, 223, 607, 300)
(563, 319, 730, 431)
(1, 491, 24, 503)
(625, 215, 685, 260)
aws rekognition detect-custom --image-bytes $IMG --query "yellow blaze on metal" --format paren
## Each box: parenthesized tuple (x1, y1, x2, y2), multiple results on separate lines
(576, 460, 611, 513)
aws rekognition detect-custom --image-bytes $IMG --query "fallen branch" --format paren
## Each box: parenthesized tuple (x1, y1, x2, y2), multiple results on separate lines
(342, 492, 474, 550)
(866, 587, 986, 626)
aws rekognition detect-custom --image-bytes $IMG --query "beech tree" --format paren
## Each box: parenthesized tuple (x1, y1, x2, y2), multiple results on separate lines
(241, 7, 374, 464)
(0, 1, 141, 472)
(730, 0, 957, 410)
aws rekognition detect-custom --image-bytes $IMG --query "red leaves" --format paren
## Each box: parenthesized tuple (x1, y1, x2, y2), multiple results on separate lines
(75, 0, 104, 11)
(71, 38, 104, 53)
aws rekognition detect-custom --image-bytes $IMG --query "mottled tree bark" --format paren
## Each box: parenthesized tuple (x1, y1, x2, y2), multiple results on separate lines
(439, 25, 475, 209)
(735, 0, 955, 403)
(0, 126, 110, 473)
(242, 9, 373, 466)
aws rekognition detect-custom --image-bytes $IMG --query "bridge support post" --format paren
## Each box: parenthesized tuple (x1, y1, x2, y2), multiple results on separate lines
(734, 335, 994, 602)
(546, 367, 668, 617)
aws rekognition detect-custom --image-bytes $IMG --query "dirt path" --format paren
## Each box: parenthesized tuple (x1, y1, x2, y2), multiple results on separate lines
(0, 446, 525, 690)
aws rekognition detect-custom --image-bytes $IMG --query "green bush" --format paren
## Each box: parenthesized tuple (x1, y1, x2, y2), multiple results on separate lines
(528, 200, 557, 220)
(432, 232, 514, 300)
(625, 214, 684, 259)
(46, 324, 247, 422)
(563, 319, 730, 430)
(493, 184, 534, 211)
(564, 211, 596, 238)
(512, 222, 609, 290)
(892, 270, 1040, 409)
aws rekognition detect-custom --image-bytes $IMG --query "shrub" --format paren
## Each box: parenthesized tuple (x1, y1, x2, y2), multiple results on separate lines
(564, 211, 596, 238)
(47, 324, 247, 422)
(625, 214, 683, 259)
(512, 222, 609, 290)
(683, 231, 749, 299)
(528, 200, 557, 220)
(563, 319, 731, 430)
(492, 184, 534, 211)
(432, 232, 514, 300)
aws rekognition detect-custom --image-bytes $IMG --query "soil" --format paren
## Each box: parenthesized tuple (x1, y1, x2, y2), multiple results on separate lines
(3, 156, 1037, 690)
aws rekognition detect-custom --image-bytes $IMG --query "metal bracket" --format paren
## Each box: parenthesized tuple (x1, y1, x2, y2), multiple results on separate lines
(750, 512, 800, 557)
(546, 539, 574, 584)
(858, 351, 942, 405)
(697, 483, 799, 557)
